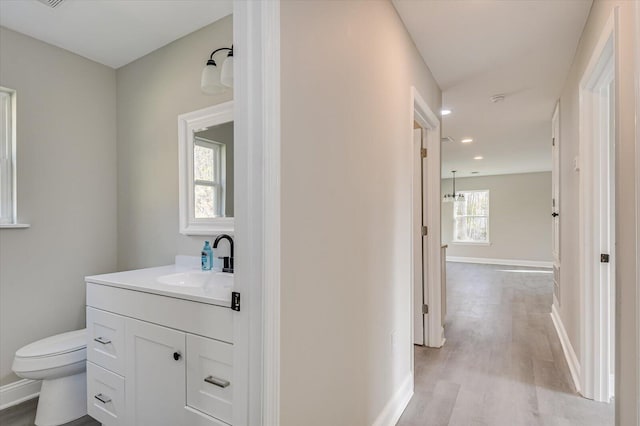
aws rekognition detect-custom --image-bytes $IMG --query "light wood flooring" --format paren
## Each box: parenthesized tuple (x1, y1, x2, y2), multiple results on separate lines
(398, 262, 614, 426)
(0, 398, 99, 426)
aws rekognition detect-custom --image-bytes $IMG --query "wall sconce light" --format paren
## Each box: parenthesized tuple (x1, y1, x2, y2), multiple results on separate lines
(201, 45, 234, 94)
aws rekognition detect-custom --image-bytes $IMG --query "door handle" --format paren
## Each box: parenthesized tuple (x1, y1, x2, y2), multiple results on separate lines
(551, 212, 559, 217)
(204, 375, 230, 388)
(93, 336, 111, 345)
(95, 393, 112, 404)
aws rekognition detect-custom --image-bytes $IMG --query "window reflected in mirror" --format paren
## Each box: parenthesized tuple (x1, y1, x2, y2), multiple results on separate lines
(193, 122, 234, 218)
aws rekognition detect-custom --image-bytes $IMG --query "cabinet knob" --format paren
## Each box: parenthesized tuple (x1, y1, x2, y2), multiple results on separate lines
(173, 351, 182, 361)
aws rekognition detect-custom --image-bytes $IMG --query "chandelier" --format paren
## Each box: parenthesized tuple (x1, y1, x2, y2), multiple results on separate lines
(442, 170, 465, 203)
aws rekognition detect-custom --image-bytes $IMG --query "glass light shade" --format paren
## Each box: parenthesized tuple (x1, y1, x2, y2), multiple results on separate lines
(220, 56, 234, 88)
(201, 63, 225, 95)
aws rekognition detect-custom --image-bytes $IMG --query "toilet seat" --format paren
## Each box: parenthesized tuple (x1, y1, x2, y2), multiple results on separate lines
(13, 329, 87, 374)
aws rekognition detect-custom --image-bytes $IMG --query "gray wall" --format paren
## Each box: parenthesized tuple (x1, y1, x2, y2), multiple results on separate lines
(197, 122, 234, 217)
(116, 16, 233, 270)
(280, 1, 441, 424)
(0, 27, 117, 385)
(556, 1, 638, 422)
(441, 172, 552, 263)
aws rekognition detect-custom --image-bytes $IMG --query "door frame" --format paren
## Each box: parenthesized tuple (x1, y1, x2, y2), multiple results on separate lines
(233, 1, 281, 425)
(551, 102, 561, 307)
(578, 9, 617, 403)
(635, 1, 640, 422)
(409, 86, 443, 354)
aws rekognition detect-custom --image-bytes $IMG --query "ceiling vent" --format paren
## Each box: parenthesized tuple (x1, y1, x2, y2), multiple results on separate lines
(490, 94, 505, 103)
(36, 0, 66, 8)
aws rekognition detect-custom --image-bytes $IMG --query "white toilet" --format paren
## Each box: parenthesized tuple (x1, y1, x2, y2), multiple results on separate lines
(12, 329, 88, 426)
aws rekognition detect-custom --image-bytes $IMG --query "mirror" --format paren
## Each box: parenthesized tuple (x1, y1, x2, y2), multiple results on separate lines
(178, 101, 233, 235)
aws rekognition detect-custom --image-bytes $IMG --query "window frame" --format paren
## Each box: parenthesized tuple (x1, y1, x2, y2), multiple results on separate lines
(0, 87, 27, 228)
(452, 189, 490, 245)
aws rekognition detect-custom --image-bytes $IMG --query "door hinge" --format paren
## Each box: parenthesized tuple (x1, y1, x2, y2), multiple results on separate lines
(600, 254, 610, 263)
(231, 292, 241, 311)
(421, 148, 427, 158)
(421, 226, 428, 236)
(422, 304, 429, 315)
(552, 137, 555, 146)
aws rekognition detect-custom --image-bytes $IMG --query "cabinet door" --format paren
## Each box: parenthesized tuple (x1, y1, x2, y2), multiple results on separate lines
(125, 318, 185, 426)
(186, 334, 233, 424)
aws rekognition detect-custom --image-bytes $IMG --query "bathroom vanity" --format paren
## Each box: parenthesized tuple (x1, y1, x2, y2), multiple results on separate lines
(84, 257, 234, 426)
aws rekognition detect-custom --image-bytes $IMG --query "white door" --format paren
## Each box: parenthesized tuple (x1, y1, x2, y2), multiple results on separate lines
(413, 128, 426, 345)
(551, 103, 561, 305)
(125, 318, 186, 425)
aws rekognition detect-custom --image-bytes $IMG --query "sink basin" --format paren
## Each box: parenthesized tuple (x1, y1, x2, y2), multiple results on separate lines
(157, 270, 233, 288)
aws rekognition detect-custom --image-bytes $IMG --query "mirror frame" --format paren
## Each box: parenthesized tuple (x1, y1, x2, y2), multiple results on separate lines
(178, 101, 234, 235)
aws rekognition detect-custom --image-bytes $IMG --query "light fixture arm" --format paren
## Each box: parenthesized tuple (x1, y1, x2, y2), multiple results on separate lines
(207, 45, 234, 65)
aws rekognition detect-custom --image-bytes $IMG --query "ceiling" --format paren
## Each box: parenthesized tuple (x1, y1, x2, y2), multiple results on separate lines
(393, 0, 592, 178)
(0, 0, 232, 69)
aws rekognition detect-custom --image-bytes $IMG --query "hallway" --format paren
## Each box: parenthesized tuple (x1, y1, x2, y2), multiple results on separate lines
(398, 262, 614, 426)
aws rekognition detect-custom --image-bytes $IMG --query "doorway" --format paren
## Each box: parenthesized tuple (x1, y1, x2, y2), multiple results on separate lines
(578, 14, 616, 403)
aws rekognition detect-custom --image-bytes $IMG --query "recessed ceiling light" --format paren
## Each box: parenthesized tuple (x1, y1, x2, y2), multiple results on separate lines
(441, 109, 452, 116)
(474, 156, 483, 160)
(461, 138, 473, 143)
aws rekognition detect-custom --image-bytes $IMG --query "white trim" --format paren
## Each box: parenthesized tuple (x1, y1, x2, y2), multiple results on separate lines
(551, 304, 582, 393)
(233, 1, 280, 425)
(446, 256, 552, 269)
(371, 373, 414, 426)
(260, 0, 281, 424)
(578, 10, 617, 403)
(410, 87, 443, 350)
(636, 1, 640, 421)
(0, 223, 30, 229)
(0, 379, 40, 411)
(177, 101, 234, 236)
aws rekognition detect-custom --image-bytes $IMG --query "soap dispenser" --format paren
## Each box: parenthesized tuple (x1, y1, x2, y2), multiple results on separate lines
(201, 241, 213, 271)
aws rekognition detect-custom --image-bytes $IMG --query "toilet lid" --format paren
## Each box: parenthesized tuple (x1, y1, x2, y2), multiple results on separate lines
(16, 329, 87, 358)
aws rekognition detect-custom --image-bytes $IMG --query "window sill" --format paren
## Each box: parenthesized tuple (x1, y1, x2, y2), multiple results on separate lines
(0, 223, 31, 229)
(452, 241, 490, 246)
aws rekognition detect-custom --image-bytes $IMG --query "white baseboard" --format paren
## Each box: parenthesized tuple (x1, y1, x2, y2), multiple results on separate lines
(0, 379, 40, 410)
(550, 304, 581, 393)
(372, 373, 413, 426)
(446, 256, 553, 269)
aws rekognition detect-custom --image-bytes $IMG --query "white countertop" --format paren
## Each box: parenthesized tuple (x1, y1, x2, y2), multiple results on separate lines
(85, 257, 233, 307)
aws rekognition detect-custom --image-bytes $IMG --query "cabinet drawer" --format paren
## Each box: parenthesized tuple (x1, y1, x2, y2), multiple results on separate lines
(186, 334, 233, 424)
(87, 307, 125, 375)
(87, 362, 125, 426)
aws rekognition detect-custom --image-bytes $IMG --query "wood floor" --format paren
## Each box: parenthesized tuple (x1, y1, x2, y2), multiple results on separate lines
(0, 398, 99, 426)
(398, 262, 614, 426)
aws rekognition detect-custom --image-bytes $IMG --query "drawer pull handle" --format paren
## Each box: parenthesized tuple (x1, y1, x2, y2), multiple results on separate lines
(204, 376, 230, 388)
(95, 393, 112, 404)
(94, 336, 111, 345)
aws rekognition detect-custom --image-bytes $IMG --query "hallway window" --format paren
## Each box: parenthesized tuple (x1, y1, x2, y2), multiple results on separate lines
(453, 190, 490, 243)
(0, 87, 16, 224)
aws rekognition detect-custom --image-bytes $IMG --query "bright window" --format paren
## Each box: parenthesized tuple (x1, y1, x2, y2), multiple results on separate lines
(193, 137, 225, 218)
(0, 87, 16, 225)
(453, 190, 490, 243)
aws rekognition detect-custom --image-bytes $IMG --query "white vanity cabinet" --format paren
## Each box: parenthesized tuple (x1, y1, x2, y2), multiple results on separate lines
(85, 278, 234, 426)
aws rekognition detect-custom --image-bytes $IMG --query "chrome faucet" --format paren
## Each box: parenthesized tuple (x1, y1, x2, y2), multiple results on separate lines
(213, 234, 234, 273)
